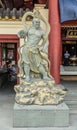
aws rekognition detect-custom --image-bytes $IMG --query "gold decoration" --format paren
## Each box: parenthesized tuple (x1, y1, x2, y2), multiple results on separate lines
(14, 79, 66, 105)
(5, 16, 9, 20)
(12, 16, 16, 20)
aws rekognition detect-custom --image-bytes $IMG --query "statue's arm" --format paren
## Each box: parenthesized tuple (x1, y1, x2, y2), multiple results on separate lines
(40, 31, 48, 46)
(38, 30, 49, 52)
(42, 32, 47, 43)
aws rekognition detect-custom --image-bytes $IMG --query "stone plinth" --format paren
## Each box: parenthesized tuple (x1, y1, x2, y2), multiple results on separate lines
(13, 102, 69, 127)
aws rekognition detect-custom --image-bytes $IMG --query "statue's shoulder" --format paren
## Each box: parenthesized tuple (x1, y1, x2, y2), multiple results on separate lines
(39, 27, 45, 35)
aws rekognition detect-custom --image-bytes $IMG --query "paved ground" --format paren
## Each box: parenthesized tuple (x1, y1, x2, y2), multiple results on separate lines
(0, 80, 77, 130)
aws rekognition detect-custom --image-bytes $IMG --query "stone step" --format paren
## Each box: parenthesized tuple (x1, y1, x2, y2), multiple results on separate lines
(61, 81, 77, 114)
(65, 101, 77, 114)
(64, 103, 77, 114)
(68, 105, 77, 114)
(69, 109, 77, 114)
(64, 98, 77, 101)
(64, 91, 77, 100)
(65, 95, 77, 100)
(68, 104, 77, 108)
(64, 92, 77, 113)
(65, 95, 77, 98)
(65, 101, 77, 105)
(66, 91, 77, 95)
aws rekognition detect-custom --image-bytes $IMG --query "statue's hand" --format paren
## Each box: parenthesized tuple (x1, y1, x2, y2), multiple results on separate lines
(18, 30, 26, 38)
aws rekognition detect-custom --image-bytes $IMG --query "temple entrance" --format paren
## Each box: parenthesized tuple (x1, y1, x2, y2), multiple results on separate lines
(0, 34, 19, 87)
(62, 41, 77, 66)
(1, 43, 17, 65)
(60, 26, 77, 80)
(61, 26, 77, 66)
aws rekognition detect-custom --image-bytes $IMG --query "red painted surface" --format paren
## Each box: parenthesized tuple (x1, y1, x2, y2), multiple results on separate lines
(37, 0, 46, 4)
(61, 20, 77, 26)
(48, 0, 61, 84)
(0, 44, 2, 66)
(0, 34, 19, 42)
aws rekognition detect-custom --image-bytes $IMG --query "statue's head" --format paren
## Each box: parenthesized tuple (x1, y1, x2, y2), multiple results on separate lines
(32, 18, 40, 29)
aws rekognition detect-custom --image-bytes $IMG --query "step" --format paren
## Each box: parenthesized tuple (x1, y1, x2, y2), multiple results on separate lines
(65, 103, 77, 114)
(65, 101, 77, 105)
(64, 98, 77, 101)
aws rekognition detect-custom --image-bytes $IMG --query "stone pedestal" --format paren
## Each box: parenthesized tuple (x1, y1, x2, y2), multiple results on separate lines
(13, 102, 69, 127)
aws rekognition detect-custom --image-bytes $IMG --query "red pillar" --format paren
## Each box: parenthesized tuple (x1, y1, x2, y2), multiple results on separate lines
(48, 0, 61, 84)
(0, 43, 2, 66)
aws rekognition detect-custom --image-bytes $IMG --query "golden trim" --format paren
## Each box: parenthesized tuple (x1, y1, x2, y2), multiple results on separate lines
(66, 30, 77, 38)
(61, 25, 77, 28)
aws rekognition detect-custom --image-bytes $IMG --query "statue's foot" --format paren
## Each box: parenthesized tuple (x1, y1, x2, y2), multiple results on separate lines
(43, 76, 51, 80)
(25, 76, 30, 82)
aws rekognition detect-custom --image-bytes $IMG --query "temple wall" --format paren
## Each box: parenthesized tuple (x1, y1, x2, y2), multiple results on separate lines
(0, 9, 48, 47)
(0, 21, 23, 34)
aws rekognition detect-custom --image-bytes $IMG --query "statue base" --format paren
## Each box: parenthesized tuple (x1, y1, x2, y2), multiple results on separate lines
(13, 102, 69, 127)
(14, 79, 66, 105)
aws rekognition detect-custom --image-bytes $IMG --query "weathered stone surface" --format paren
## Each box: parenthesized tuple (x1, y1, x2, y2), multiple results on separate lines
(14, 10, 67, 106)
(13, 102, 69, 127)
(14, 79, 66, 105)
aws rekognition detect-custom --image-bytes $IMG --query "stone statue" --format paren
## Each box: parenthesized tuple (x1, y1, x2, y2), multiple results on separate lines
(14, 10, 66, 105)
(18, 10, 52, 81)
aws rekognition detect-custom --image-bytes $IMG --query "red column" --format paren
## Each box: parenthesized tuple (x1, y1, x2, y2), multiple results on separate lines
(0, 43, 2, 66)
(48, 0, 61, 84)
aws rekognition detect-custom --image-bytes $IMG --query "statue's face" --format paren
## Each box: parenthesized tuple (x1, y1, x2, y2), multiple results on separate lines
(33, 18, 40, 29)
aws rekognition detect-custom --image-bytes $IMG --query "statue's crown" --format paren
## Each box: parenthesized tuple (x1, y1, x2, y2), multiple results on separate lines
(33, 10, 40, 18)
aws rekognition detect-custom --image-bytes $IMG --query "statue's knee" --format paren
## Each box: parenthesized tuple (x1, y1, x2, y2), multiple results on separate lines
(24, 63, 29, 68)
